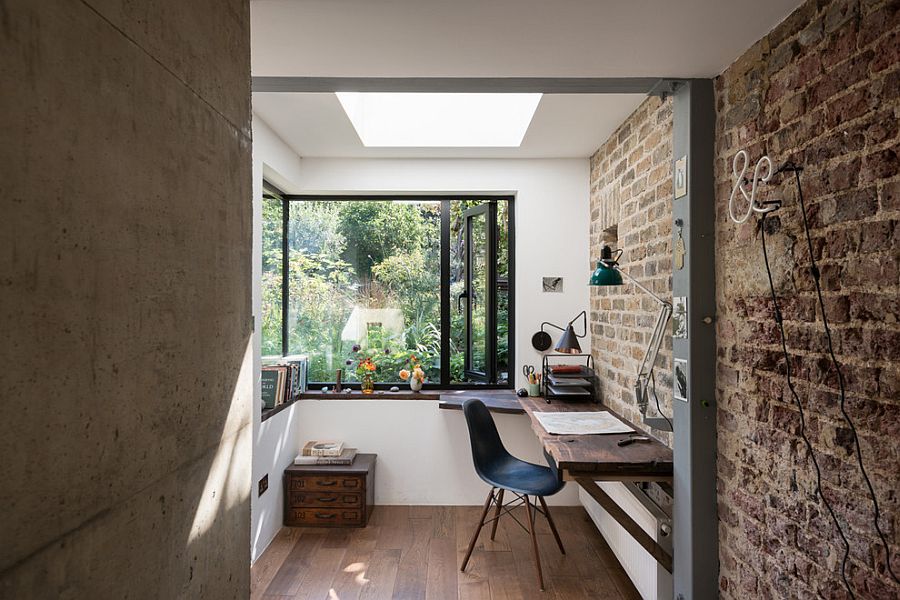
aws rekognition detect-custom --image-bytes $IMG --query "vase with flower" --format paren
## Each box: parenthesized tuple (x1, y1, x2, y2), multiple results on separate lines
(399, 355, 426, 392)
(349, 344, 378, 394)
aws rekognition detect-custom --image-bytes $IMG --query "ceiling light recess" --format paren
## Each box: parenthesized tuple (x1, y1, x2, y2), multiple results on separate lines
(335, 92, 542, 148)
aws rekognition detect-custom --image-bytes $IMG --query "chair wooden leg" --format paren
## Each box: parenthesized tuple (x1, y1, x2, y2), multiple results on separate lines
(489, 488, 504, 541)
(523, 495, 545, 591)
(461, 487, 495, 572)
(538, 496, 565, 555)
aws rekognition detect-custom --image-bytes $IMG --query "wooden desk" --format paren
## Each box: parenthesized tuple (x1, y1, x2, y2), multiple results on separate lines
(441, 391, 673, 573)
(517, 397, 673, 482)
(521, 397, 673, 572)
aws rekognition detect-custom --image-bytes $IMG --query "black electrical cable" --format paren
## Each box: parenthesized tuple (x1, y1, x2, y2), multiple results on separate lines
(759, 209, 854, 598)
(788, 165, 898, 585)
(649, 371, 674, 433)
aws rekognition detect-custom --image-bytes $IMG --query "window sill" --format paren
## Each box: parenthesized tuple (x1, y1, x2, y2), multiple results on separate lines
(260, 398, 300, 422)
(300, 389, 525, 414)
(300, 390, 440, 400)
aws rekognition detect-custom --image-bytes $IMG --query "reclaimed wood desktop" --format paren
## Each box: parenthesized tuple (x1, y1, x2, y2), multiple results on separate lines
(439, 391, 673, 572)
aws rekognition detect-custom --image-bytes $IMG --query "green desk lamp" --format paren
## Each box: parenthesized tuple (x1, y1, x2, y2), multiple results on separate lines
(590, 245, 673, 432)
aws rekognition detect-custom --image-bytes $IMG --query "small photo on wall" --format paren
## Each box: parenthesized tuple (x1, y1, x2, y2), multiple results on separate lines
(672, 296, 688, 339)
(542, 277, 563, 293)
(674, 358, 688, 402)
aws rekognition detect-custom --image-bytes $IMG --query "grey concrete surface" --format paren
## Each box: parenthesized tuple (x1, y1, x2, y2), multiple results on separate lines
(0, 0, 252, 597)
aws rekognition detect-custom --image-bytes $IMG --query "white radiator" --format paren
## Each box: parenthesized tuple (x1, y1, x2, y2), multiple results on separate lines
(580, 482, 673, 600)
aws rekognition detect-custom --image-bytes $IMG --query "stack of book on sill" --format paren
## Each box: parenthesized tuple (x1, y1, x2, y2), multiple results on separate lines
(261, 355, 308, 410)
(294, 440, 358, 466)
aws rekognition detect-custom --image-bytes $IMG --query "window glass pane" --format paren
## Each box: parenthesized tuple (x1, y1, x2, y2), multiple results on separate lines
(261, 196, 283, 357)
(288, 200, 441, 384)
(448, 199, 510, 384)
(469, 211, 488, 374)
(496, 201, 510, 383)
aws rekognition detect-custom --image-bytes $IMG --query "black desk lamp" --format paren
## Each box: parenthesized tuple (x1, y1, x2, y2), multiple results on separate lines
(590, 245, 673, 431)
(535, 310, 587, 354)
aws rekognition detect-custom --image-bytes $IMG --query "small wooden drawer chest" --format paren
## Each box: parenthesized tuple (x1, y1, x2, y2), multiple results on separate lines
(283, 454, 376, 528)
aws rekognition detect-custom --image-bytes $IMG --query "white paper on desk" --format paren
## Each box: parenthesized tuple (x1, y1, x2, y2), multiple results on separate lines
(533, 411, 633, 435)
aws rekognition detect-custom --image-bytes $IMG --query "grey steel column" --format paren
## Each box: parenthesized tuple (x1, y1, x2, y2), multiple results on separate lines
(671, 79, 718, 599)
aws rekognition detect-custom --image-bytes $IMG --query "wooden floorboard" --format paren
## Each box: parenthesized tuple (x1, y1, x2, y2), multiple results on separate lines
(251, 505, 641, 600)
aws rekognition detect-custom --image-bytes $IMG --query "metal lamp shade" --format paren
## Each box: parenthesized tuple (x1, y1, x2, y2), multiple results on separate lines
(589, 261, 623, 286)
(554, 324, 582, 354)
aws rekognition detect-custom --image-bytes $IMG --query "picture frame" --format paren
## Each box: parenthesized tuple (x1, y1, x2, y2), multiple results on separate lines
(674, 358, 688, 402)
(542, 276, 564, 293)
(672, 296, 688, 339)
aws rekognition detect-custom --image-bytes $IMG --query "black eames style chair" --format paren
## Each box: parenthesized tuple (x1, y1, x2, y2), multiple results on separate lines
(460, 398, 566, 590)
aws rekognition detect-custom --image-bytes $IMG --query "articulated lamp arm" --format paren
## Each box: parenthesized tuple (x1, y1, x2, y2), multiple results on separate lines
(605, 262, 673, 431)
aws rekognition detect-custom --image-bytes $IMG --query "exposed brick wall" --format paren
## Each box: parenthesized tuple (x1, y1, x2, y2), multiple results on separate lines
(589, 96, 674, 444)
(588, 1, 898, 597)
(715, 0, 899, 598)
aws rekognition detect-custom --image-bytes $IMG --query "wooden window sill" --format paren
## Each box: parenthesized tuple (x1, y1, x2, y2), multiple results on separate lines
(300, 389, 526, 414)
(260, 398, 300, 422)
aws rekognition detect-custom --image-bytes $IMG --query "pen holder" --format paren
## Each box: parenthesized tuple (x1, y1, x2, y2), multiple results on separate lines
(527, 383, 540, 397)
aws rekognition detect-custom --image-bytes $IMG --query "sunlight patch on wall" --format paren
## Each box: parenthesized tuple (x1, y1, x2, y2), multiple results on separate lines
(188, 338, 253, 544)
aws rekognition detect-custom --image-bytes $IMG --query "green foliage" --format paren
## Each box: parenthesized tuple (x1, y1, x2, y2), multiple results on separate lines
(261, 198, 510, 384)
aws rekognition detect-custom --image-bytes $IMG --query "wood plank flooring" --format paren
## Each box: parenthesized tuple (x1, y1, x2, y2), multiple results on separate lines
(251, 505, 640, 600)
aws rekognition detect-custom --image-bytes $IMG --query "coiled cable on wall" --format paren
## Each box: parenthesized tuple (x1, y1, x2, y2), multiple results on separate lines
(758, 207, 854, 597)
(786, 165, 898, 587)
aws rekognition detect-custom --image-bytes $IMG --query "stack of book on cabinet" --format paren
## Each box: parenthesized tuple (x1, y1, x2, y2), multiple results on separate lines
(294, 440, 358, 466)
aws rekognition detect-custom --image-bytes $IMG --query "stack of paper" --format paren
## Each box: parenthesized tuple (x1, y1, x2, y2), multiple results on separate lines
(532, 411, 633, 435)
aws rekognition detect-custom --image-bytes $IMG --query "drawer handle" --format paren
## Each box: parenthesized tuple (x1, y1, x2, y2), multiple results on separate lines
(315, 512, 336, 519)
(317, 480, 337, 486)
(317, 497, 336, 503)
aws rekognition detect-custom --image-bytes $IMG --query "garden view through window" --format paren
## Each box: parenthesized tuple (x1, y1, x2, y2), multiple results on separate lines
(262, 193, 513, 387)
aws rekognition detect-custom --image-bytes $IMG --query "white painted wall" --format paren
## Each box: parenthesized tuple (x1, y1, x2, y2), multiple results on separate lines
(295, 400, 579, 506)
(287, 157, 592, 386)
(251, 115, 306, 562)
(250, 145, 592, 562)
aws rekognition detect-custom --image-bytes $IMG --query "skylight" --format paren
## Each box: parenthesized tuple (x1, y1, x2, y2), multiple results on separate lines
(335, 92, 542, 147)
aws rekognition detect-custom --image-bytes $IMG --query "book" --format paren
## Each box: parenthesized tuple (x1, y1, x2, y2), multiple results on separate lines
(284, 355, 309, 396)
(302, 440, 345, 457)
(261, 367, 283, 409)
(294, 448, 358, 466)
(273, 366, 288, 406)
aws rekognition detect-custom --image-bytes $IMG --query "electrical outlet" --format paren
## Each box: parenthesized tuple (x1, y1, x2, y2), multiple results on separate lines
(258, 474, 268, 496)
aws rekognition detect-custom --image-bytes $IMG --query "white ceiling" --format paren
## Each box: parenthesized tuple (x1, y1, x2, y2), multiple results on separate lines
(250, 0, 801, 159)
(252, 92, 644, 158)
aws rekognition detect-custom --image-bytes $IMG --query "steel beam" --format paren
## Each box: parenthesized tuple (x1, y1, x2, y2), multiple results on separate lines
(671, 79, 718, 600)
(251, 76, 664, 94)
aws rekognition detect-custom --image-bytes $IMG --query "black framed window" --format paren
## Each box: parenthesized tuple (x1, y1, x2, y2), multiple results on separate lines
(260, 193, 514, 389)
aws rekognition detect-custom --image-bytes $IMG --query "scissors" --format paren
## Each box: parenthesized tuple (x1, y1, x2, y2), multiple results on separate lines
(522, 365, 537, 384)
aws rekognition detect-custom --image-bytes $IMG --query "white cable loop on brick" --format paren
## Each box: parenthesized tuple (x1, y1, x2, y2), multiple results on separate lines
(728, 149, 774, 223)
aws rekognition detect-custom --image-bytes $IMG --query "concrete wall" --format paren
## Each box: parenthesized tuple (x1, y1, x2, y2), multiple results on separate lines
(0, 1, 253, 598)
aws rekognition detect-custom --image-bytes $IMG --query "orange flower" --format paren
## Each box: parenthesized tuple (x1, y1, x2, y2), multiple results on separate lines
(399, 369, 410, 380)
